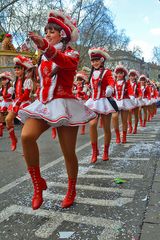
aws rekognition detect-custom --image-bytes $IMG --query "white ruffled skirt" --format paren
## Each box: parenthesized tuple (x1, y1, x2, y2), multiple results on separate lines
(85, 97, 116, 115)
(150, 98, 157, 104)
(140, 98, 150, 106)
(0, 100, 12, 112)
(18, 98, 97, 127)
(113, 98, 135, 111)
(130, 98, 143, 108)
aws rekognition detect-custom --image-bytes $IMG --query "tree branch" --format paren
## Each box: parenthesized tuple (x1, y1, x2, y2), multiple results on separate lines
(0, 0, 21, 13)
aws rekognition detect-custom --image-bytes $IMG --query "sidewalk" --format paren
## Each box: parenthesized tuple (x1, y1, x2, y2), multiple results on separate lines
(140, 157, 160, 240)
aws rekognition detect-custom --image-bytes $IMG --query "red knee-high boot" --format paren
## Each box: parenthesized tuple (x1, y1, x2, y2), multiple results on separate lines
(155, 108, 157, 115)
(51, 128, 56, 139)
(122, 131, 127, 143)
(7, 126, 17, 151)
(102, 144, 109, 161)
(128, 122, 132, 134)
(143, 120, 146, 127)
(139, 116, 143, 127)
(80, 125, 85, 135)
(0, 123, 4, 137)
(28, 166, 47, 210)
(133, 123, 138, 134)
(61, 178, 76, 208)
(147, 114, 152, 122)
(115, 129, 121, 144)
(91, 142, 98, 163)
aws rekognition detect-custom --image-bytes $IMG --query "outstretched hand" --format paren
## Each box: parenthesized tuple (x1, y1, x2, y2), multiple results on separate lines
(28, 32, 48, 51)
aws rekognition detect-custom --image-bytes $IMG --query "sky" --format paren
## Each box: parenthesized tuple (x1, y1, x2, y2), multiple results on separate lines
(104, 0, 160, 62)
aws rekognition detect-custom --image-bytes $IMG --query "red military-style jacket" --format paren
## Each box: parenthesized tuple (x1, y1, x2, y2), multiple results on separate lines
(140, 84, 151, 100)
(90, 68, 115, 100)
(128, 80, 142, 98)
(38, 47, 79, 104)
(113, 79, 134, 100)
(0, 83, 14, 102)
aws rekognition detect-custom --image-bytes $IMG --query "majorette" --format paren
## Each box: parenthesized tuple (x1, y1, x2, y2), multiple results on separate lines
(0, 72, 14, 112)
(138, 74, 151, 127)
(0, 72, 14, 137)
(85, 46, 117, 163)
(112, 64, 135, 144)
(74, 70, 90, 101)
(127, 69, 142, 134)
(18, 9, 96, 211)
(5, 55, 33, 151)
(74, 69, 91, 135)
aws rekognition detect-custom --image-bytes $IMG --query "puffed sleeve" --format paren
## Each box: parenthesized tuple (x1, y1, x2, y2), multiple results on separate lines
(44, 46, 79, 70)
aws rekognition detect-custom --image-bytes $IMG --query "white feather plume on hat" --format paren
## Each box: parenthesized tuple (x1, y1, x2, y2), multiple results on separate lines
(13, 55, 33, 69)
(0, 72, 13, 81)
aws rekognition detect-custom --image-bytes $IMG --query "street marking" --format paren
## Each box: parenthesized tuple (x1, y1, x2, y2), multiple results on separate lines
(0, 205, 122, 240)
(60, 170, 143, 179)
(79, 157, 149, 162)
(88, 169, 143, 179)
(47, 182, 135, 197)
(122, 143, 135, 147)
(110, 157, 149, 161)
(125, 140, 155, 143)
(76, 173, 143, 179)
(126, 137, 155, 139)
(44, 192, 133, 207)
(0, 132, 106, 195)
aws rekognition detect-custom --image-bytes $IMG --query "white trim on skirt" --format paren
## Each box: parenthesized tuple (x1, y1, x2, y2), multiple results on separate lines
(18, 98, 97, 127)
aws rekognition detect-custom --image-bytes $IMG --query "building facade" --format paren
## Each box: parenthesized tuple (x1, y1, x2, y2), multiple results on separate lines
(107, 50, 160, 81)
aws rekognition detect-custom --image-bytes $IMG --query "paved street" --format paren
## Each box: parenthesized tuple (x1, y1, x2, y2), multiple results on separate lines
(0, 110, 160, 240)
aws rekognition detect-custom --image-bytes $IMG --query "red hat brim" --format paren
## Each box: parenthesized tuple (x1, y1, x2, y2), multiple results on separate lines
(48, 17, 71, 41)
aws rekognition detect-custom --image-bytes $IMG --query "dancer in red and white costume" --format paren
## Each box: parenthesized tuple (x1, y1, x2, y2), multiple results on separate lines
(85, 47, 117, 163)
(151, 81, 159, 116)
(18, 10, 96, 210)
(0, 72, 14, 137)
(127, 69, 142, 134)
(138, 75, 151, 127)
(74, 70, 90, 135)
(112, 65, 135, 144)
(147, 79, 158, 121)
(5, 55, 33, 151)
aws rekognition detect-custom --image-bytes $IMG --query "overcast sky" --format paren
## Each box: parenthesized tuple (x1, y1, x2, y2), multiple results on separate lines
(104, 0, 160, 62)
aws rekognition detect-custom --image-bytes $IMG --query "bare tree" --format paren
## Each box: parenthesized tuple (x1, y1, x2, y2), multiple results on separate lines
(70, 0, 130, 67)
(0, 0, 21, 13)
(152, 46, 160, 64)
(0, 0, 64, 46)
(131, 45, 143, 59)
(0, 0, 130, 67)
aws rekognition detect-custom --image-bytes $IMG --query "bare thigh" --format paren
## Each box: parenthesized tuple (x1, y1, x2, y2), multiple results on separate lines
(21, 118, 50, 141)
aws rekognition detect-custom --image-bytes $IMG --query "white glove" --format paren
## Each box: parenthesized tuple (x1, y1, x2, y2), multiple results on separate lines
(130, 95, 135, 100)
(105, 86, 114, 97)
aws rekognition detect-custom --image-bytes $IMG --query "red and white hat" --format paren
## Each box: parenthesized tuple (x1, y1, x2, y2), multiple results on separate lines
(76, 71, 88, 81)
(5, 33, 12, 38)
(0, 71, 13, 81)
(13, 55, 33, 69)
(128, 69, 139, 77)
(48, 10, 79, 42)
(114, 65, 128, 76)
(88, 47, 110, 61)
(138, 74, 147, 81)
